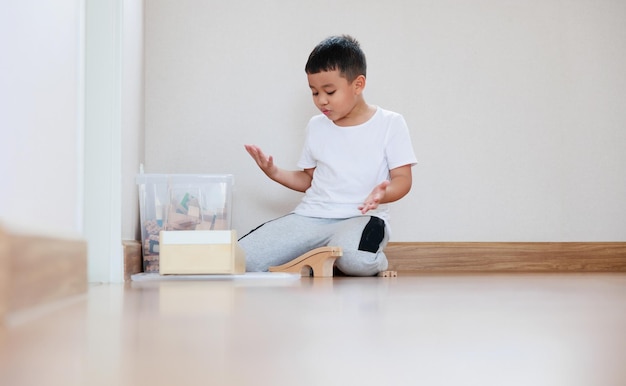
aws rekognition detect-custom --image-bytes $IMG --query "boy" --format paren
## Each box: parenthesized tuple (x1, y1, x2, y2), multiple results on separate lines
(240, 35, 417, 276)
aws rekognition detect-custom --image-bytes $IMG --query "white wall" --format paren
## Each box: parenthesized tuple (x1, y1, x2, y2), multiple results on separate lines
(145, 0, 626, 242)
(121, 0, 144, 242)
(0, 1, 83, 238)
(84, 0, 124, 282)
(85, 0, 144, 282)
(0, 1, 144, 283)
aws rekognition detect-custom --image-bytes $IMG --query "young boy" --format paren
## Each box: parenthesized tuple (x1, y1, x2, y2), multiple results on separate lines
(240, 35, 417, 276)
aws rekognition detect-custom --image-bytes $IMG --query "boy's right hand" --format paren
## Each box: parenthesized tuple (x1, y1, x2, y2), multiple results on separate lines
(244, 144, 278, 179)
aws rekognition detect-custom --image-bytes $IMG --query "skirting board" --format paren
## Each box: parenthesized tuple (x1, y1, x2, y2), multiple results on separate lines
(0, 227, 9, 323)
(124, 240, 626, 276)
(385, 242, 626, 272)
(0, 227, 88, 321)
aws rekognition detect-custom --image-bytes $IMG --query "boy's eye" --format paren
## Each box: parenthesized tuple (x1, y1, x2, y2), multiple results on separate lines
(311, 90, 334, 97)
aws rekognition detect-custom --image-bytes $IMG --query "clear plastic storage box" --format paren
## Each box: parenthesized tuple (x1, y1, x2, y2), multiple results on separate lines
(136, 174, 234, 273)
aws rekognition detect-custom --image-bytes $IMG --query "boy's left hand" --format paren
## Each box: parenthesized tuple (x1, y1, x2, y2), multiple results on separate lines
(359, 180, 390, 214)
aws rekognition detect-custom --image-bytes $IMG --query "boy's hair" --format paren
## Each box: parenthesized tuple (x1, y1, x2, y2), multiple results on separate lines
(305, 35, 366, 82)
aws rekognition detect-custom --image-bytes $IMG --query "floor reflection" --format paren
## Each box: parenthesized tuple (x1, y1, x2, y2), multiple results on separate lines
(0, 274, 625, 386)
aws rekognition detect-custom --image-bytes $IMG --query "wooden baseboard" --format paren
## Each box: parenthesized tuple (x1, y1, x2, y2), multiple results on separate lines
(0, 227, 9, 324)
(119, 240, 626, 278)
(123, 240, 142, 281)
(0, 227, 88, 319)
(386, 242, 626, 272)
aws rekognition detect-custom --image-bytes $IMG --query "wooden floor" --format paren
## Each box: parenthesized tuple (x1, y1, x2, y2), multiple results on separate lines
(1, 273, 626, 386)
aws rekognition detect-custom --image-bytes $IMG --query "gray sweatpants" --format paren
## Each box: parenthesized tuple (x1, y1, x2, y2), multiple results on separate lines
(239, 213, 389, 276)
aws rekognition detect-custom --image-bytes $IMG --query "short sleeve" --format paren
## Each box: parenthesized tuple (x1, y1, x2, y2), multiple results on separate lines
(297, 121, 317, 169)
(385, 114, 418, 169)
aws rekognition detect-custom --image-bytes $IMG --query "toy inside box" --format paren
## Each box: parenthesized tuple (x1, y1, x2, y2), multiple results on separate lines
(136, 173, 234, 273)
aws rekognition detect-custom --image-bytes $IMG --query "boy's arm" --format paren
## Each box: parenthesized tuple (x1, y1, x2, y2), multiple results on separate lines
(245, 144, 313, 192)
(358, 164, 413, 214)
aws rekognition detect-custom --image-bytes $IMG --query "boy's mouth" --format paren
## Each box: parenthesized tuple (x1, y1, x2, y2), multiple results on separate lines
(321, 109, 331, 116)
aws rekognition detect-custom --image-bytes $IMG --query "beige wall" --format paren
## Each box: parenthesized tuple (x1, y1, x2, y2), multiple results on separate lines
(144, 0, 626, 242)
(1, 1, 624, 283)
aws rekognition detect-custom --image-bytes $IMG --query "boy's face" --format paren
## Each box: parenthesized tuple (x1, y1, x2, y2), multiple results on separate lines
(307, 69, 364, 125)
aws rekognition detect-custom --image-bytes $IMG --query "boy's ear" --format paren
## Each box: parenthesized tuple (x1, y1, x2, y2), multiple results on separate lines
(353, 75, 366, 94)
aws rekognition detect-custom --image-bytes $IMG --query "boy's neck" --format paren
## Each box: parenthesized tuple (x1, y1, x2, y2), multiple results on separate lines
(333, 100, 376, 127)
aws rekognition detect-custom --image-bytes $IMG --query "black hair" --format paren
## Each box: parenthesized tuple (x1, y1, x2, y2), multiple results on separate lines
(304, 35, 366, 82)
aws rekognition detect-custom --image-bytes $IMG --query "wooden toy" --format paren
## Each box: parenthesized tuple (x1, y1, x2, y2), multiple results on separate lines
(377, 270, 398, 277)
(159, 230, 245, 275)
(269, 247, 342, 277)
(166, 210, 200, 230)
(144, 219, 162, 235)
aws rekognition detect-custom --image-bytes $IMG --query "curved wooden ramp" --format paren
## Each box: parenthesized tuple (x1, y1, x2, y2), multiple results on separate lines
(269, 247, 342, 277)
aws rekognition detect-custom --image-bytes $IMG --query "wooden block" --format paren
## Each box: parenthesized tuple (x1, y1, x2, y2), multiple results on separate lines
(166, 210, 199, 230)
(159, 230, 245, 275)
(187, 205, 200, 218)
(377, 270, 397, 277)
(123, 240, 142, 281)
(269, 247, 342, 277)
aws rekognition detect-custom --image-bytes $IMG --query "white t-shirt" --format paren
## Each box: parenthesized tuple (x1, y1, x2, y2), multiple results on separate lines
(294, 107, 417, 222)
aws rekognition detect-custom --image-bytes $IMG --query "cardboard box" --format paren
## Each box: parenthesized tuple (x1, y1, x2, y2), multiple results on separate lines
(159, 230, 245, 275)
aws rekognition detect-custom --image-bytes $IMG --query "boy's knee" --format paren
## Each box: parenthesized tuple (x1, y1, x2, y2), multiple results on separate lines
(335, 249, 388, 276)
(358, 217, 386, 253)
(332, 216, 389, 276)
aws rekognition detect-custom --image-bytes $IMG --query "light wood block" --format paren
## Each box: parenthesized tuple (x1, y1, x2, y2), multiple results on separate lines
(269, 247, 342, 277)
(159, 230, 245, 275)
(123, 240, 142, 281)
(377, 270, 397, 277)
